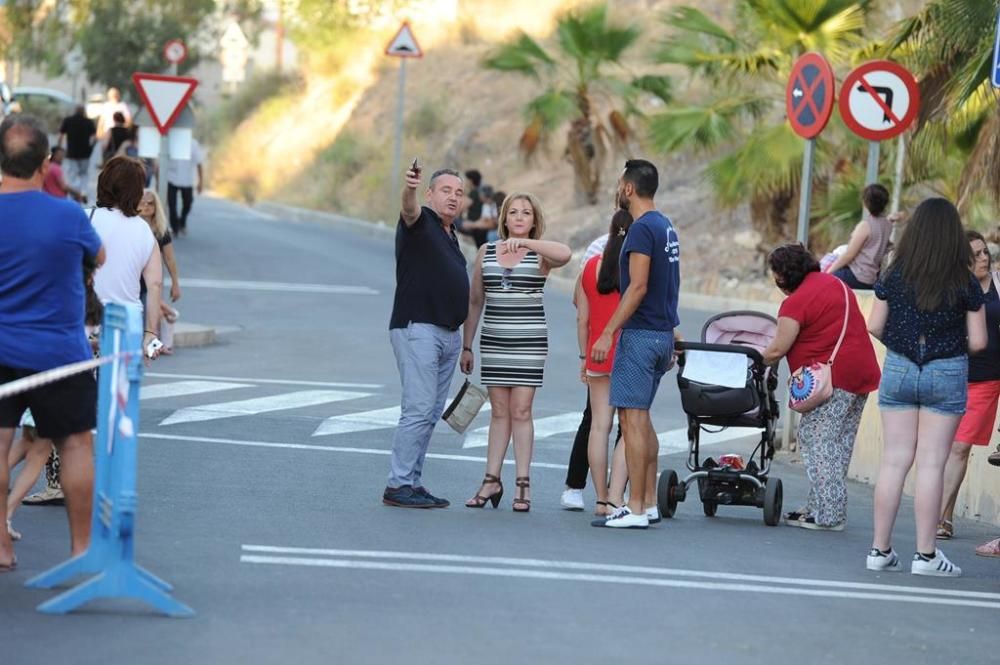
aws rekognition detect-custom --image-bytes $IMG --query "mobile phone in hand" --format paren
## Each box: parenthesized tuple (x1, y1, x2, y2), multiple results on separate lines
(410, 158, 421, 177)
(146, 338, 164, 359)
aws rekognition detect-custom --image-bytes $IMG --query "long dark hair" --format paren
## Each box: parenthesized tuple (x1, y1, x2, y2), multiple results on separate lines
(889, 197, 972, 311)
(83, 258, 104, 327)
(597, 209, 634, 294)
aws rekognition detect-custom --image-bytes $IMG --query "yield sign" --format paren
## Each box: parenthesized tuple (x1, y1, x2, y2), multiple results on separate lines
(131, 72, 198, 135)
(385, 21, 422, 58)
(839, 60, 920, 142)
(786, 52, 835, 139)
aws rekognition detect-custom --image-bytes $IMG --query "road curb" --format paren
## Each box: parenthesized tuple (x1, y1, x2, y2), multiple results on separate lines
(173, 322, 216, 348)
(248, 199, 781, 315)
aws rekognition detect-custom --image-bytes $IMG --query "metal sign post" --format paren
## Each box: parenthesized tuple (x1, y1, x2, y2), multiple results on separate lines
(385, 22, 423, 210)
(783, 52, 836, 450)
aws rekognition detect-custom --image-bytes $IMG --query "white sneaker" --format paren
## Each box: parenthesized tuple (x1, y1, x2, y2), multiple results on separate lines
(645, 506, 661, 524)
(911, 549, 962, 577)
(560, 489, 585, 511)
(866, 547, 902, 572)
(592, 506, 649, 529)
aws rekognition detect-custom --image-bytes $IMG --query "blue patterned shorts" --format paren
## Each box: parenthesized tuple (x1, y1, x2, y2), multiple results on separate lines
(610, 329, 674, 409)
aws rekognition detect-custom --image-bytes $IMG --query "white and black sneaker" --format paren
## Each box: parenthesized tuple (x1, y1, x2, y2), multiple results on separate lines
(866, 547, 902, 572)
(645, 505, 661, 524)
(591, 506, 649, 529)
(911, 549, 962, 577)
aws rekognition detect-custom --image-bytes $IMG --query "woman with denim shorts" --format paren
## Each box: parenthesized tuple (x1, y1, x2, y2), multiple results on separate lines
(866, 198, 987, 577)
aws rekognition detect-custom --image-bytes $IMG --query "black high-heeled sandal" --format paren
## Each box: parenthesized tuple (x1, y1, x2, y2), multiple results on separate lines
(465, 474, 503, 508)
(512, 477, 531, 513)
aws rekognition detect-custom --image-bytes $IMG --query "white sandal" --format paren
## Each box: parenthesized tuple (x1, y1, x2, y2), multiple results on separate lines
(6, 520, 21, 541)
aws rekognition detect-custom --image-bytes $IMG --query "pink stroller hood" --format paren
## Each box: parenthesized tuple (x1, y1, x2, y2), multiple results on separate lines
(701, 311, 777, 353)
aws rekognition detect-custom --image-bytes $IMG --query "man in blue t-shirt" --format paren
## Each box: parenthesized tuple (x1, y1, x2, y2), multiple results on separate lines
(0, 115, 105, 569)
(591, 159, 681, 529)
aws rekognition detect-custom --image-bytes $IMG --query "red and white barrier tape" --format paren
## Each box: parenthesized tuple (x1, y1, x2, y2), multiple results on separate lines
(0, 353, 129, 402)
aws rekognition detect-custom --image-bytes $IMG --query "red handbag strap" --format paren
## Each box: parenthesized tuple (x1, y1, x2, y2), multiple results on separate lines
(829, 279, 850, 365)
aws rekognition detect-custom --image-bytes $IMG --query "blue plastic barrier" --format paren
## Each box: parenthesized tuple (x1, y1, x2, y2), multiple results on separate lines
(24, 303, 193, 617)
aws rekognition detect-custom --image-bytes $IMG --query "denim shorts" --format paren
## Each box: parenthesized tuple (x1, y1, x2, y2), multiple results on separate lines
(610, 329, 673, 409)
(878, 351, 968, 416)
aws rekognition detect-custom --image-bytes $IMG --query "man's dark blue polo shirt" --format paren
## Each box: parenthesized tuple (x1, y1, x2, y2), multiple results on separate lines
(389, 206, 470, 331)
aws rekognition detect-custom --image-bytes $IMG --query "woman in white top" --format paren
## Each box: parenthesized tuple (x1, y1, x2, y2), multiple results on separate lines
(91, 156, 163, 360)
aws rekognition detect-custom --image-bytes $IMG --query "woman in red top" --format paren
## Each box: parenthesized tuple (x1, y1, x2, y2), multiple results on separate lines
(575, 210, 632, 515)
(762, 244, 881, 531)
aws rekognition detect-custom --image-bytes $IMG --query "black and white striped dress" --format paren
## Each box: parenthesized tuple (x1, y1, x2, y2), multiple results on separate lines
(480, 243, 548, 387)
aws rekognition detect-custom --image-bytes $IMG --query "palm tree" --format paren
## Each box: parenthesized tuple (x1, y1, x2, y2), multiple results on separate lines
(648, 1, 874, 247)
(884, 0, 1000, 216)
(482, 4, 672, 204)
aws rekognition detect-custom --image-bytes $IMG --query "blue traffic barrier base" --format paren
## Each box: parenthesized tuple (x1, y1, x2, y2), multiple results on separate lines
(24, 303, 193, 617)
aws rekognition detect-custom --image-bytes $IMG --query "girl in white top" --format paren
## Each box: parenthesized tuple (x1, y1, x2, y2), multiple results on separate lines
(90, 156, 163, 359)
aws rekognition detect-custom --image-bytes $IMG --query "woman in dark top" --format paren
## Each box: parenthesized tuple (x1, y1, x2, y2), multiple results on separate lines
(866, 198, 987, 578)
(937, 230, 1000, 540)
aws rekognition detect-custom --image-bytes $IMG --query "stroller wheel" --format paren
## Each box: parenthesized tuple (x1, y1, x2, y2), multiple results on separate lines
(763, 478, 783, 526)
(702, 500, 718, 517)
(657, 469, 679, 518)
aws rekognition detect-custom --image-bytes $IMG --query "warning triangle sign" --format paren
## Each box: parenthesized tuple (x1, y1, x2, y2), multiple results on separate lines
(385, 22, 422, 58)
(131, 72, 199, 135)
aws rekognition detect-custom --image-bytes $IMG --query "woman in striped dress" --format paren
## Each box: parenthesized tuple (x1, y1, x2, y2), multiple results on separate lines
(461, 193, 571, 512)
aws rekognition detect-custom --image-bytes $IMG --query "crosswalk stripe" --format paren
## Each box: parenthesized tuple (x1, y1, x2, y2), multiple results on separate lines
(145, 371, 381, 390)
(140, 380, 252, 401)
(463, 412, 581, 448)
(159, 390, 371, 426)
(312, 401, 492, 437)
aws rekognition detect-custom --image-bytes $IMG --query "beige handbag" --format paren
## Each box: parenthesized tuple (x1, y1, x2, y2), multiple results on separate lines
(442, 380, 488, 433)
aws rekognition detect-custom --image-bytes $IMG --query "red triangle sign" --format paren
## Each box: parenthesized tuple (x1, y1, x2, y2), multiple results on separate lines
(385, 22, 422, 58)
(131, 72, 199, 135)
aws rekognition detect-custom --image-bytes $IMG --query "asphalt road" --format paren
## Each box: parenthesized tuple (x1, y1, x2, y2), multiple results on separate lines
(3, 195, 998, 665)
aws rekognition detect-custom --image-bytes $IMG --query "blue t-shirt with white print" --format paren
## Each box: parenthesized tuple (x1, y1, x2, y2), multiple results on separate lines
(620, 210, 680, 331)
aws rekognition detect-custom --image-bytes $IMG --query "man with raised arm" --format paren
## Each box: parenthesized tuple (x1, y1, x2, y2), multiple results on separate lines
(383, 162, 469, 509)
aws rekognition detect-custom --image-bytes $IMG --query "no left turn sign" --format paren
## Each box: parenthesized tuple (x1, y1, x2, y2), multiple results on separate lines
(839, 60, 920, 142)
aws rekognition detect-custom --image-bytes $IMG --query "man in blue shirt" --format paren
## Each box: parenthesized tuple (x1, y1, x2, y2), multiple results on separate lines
(384, 161, 470, 509)
(0, 115, 105, 569)
(592, 159, 681, 529)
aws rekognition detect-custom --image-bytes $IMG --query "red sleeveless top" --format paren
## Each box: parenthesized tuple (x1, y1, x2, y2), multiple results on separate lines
(582, 255, 621, 373)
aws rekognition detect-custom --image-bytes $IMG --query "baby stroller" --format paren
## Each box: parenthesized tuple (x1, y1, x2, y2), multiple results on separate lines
(657, 311, 783, 526)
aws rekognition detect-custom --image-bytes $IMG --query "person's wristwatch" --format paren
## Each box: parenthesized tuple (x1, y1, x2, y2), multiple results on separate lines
(463, 346, 472, 353)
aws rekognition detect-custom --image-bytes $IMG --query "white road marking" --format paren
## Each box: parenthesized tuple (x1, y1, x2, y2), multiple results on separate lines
(138, 432, 568, 469)
(463, 412, 582, 448)
(140, 380, 252, 401)
(145, 372, 381, 390)
(312, 402, 491, 437)
(657, 426, 762, 455)
(182, 278, 378, 295)
(159, 390, 371, 426)
(238, 548, 1000, 609)
(242, 545, 1000, 601)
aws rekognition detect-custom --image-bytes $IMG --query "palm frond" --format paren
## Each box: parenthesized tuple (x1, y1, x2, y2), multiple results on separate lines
(660, 6, 736, 44)
(482, 32, 555, 79)
(706, 122, 804, 207)
(556, 4, 639, 79)
(647, 96, 770, 153)
(525, 89, 578, 131)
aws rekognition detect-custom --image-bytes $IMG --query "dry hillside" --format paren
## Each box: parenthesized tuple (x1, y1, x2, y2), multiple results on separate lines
(209, 0, 818, 302)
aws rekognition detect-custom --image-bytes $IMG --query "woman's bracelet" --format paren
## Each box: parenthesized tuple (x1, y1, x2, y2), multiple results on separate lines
(463, 346, 472, 353)
(144, 330, 156, 335)
(579, 354, 586, 360)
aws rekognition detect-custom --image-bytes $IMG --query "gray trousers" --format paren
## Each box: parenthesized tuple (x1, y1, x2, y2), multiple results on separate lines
(65, 158, 91, 194)
(388, 323, 462, 488)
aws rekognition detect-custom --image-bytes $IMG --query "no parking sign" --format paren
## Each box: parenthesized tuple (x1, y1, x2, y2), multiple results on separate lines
(839, 60, 920, 141)
(786, 53, 835, 139)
